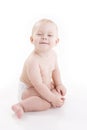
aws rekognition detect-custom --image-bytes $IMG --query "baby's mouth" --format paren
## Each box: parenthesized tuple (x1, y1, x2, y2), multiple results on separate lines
(39, 42, 49, 45)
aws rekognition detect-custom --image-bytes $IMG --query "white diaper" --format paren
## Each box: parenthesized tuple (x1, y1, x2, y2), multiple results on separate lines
(18, 81, 28, 101)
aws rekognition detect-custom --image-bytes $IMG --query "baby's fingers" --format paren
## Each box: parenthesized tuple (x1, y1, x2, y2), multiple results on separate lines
(61, 97, 65, 101)
(57, 99, 64, 107)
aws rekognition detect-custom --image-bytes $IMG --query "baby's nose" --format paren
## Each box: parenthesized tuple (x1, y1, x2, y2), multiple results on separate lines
(42, 34, 47, 39)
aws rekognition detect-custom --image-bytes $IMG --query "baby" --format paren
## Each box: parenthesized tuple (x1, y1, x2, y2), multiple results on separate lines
(12, 18, 66, 119)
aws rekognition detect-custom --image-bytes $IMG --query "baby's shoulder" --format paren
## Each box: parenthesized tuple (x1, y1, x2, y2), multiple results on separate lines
(25, 52, 39, 66)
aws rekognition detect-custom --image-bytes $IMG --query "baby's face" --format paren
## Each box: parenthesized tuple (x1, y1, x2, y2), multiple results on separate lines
(30, 22, 59, 53)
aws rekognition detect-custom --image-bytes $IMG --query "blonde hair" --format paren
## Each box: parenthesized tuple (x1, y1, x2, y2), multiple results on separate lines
(31, 18, 58, 35)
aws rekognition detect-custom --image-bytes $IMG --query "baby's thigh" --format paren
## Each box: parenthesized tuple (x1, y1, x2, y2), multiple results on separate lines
(22, 87, 40, 99)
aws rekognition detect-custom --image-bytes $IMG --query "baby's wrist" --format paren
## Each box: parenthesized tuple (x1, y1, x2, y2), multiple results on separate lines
(56, 84, 63, 88)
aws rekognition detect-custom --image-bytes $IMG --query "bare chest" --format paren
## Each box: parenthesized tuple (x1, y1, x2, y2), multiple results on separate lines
(39, 58, 55, 77)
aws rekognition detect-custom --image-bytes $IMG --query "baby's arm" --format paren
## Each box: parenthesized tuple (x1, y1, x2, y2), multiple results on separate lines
(52, 60, 66, 96)
(27, 59, 63, 106)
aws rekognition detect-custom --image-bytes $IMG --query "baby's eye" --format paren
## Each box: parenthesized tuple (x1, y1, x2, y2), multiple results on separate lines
(37, 34, 42, 36)
(48, 34, 53, 37)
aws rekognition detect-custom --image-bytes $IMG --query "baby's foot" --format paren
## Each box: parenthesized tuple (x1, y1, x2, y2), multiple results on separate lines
(12, 104, 24, 119)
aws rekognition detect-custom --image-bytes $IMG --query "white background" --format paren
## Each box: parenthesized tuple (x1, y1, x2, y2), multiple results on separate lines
(0, 0, 87, 130)
(0, 0, 87, 89)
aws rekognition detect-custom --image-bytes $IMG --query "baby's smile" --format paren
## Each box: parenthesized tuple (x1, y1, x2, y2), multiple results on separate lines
(39, 42, 49, 45)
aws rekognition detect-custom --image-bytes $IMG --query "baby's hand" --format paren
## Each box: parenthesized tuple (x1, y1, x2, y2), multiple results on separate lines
(56, 84, 66, 96)
(51, 94, 64, 108)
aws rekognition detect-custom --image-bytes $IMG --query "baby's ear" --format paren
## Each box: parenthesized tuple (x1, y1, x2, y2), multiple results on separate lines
(56, 38, 59, 44)
(30, 36, 33, 43)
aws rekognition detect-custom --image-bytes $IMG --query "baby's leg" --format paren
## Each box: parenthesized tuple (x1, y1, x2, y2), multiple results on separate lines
(21, 87, 41, 99)
(12, 104, 24, 119)
(20, 96, 51, 112)
(12, 87, 51, 118)
(12, 96, 51, 118)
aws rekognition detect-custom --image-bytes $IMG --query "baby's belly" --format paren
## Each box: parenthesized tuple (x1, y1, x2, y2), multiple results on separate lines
(20, 73, 53, 90)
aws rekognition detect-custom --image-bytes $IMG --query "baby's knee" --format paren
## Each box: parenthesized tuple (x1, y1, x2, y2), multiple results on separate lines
(46, 102, 51, 109)
(43, 100, 51, 110)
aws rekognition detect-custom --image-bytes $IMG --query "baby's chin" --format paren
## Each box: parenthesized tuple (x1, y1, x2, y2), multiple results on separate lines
(39, 45, 51, 52)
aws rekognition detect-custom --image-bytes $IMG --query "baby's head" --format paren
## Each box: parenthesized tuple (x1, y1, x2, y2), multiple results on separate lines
(31, 19, 58, 36)
(30, 19, 59, 53)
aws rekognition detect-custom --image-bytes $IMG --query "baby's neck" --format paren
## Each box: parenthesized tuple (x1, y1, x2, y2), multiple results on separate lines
(34, 49, 51, 58)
